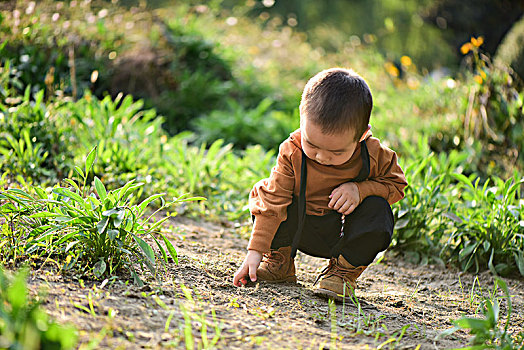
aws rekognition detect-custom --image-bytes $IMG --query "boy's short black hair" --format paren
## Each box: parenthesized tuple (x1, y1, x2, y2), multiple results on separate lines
(299, 68, 373, 140)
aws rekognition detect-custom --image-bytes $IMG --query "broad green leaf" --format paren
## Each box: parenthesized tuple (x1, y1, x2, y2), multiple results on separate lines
(459, 242, 478, 261)
(454, 317, 489, 330)
(102, 208, 121, 217)
(161, 233, 178, 264)
(53, 188, 85, 207)
(88, 194, 101, 208)
(131, 269, 144, 287)
(152, 235, 168, 263)
(514, 252, 524, 277)
(94, 177, 107, 203)
(487, 249, 497, 276)
(117, 180, 137, 202)
(97, 217, 109, 234)
(138, 193, 165, 214)
(27, 212, 64, 219)
(114, 210, 125, 228)
(394, 218, 410, 230)
(56, 231, 78, 244)
(451, 173, 475, 191)
(74, 166, 85, 180)
(85, 146, 97, 176)
(65, 178, 82, 194)
(7, 188, 33, 200)
(108, 229, 118, 241)
(93, 259, 106, 278)
(65, 240, 79, 252)
(133, 234, 155, 267)
(34, 187, 47, 199)
(144, 217, 169, 235)
(443, 212, 462, 223)
(1, 203, 18, 213)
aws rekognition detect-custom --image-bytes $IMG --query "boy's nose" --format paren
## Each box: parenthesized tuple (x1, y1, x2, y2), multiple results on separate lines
(316, 153, 328, 164)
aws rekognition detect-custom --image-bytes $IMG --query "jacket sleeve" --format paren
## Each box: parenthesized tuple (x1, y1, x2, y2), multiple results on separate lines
(355, 139, 407, 205)
(247, 141, 297, 253)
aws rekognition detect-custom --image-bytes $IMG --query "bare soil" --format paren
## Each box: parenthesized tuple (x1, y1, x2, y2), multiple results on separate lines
(26, 216, 524, 349)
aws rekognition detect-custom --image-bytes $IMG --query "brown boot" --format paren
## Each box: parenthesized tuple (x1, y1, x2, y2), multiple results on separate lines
(313, 255, 367, 301)
(256, 246, 297, 283)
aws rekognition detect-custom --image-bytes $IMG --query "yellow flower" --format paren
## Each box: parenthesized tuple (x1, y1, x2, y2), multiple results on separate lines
(480, 70, 487, 79)
(160, 135, 168, 144)
(460, 42, 472, 55)
(384, 62, 399, 77)
(471, 36, 484, 47)
(474, 75, 483, 84)
(400, 55, 412, 67)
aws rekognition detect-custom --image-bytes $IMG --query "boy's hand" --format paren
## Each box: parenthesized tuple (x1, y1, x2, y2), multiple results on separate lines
(329, 182, 360, 215)
(233, 250, 263, 287)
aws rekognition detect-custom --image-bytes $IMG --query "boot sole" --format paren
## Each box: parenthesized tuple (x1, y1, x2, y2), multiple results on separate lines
(313, 288, 352, 302)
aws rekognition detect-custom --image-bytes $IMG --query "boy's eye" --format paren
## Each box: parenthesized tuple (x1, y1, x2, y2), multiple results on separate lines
(332, 152, 344, 156)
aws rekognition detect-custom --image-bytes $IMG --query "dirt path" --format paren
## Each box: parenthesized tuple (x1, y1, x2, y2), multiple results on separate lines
(26, 216, 524, 349)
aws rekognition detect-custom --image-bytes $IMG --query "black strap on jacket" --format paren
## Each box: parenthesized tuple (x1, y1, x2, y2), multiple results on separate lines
(290, 140, 370, 258)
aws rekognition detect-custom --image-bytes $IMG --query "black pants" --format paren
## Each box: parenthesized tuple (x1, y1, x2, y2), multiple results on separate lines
(270, 196, 394, 267)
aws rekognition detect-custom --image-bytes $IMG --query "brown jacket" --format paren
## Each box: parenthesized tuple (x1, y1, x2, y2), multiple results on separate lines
(248, 129, 407, 253)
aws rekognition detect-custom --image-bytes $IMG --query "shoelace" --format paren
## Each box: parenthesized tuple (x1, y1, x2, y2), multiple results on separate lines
(313, 257, 359, 285)
(262, 250, 285, 268)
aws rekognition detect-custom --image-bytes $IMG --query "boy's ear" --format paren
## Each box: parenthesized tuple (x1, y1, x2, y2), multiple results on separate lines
(358, 124, 371, 142)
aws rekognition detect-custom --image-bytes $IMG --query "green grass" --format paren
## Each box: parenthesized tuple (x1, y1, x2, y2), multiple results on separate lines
(440, 278, 524, 349)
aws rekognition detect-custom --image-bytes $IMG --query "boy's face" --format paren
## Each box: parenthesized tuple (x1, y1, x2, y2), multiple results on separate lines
(301, 117, 364, 166)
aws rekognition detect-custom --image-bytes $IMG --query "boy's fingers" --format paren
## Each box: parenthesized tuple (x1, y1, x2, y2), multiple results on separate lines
(333, 196, 347, 210)
(248, 264, 258, 282)
(341, 200, 352, 212)
(344, 203, 356, 215)
(233, 264, 248, 286)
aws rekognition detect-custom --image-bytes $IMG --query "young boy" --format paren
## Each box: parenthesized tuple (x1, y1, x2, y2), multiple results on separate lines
(232, 68, 407, 301)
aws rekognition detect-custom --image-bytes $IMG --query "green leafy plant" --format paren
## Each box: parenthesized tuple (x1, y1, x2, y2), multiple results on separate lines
(0, 147, 203, 285)
(160, 133, 275, 221)
(391, 138, 469, 265)
(56, 92, 165, 182)
(0, 267, 78, 350)
(0, 88, 72, 180)
(441, 278, 524, 349)
(192, 98, 299, 150)
(443, 173, 524, 276)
